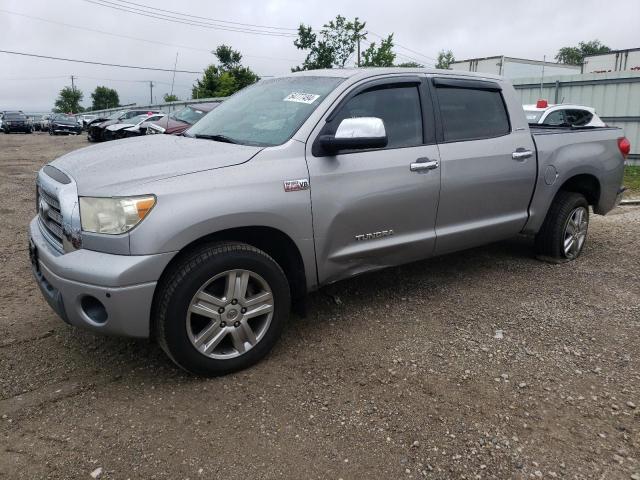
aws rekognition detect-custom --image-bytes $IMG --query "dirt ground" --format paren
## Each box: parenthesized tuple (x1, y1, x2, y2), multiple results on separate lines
(0, 133, 639, 479)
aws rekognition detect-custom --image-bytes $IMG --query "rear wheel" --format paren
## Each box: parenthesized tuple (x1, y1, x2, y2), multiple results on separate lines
(535, 191, 589, 261)
(154, 242, 291, 376)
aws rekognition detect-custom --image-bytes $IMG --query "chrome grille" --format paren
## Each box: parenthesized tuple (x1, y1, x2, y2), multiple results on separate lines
(37, 186, 64, 250)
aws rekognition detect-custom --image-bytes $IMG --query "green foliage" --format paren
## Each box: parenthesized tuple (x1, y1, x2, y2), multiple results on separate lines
(361, 34, 396, 67)
(54, 86, 84, 113)
(436, 50, 455, 69)
(192, 45, 259, 98)
(396, 61, 424, 68)
(90, 86, 119, 110)
(555, 40, 611, 66)
(163, 94, 180, 102)
(293, 15, 366, 70)
(623, 165, 640, 197)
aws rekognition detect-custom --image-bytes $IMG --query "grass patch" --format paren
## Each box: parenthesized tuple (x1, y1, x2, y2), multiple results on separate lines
(623, 165, 640, 197)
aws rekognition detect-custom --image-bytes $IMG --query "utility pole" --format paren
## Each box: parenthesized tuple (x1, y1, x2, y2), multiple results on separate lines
(170, 52, 178, 98)
(70, 75, 76, 92)
(149, 80, 154, 104)
(357, 37, 361, 67)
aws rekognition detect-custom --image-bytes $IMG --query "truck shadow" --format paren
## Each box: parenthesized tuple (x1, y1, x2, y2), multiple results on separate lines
(59, 235, 537, 381)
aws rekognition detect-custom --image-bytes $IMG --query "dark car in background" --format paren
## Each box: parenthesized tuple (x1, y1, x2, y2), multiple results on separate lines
(49, 114, 82, 135)
(87, 109, 161, 142)
(2, 111, 33, 133)
(144, 102, 220, 135)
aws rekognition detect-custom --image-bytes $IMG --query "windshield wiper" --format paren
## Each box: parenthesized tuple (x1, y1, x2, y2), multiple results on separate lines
(194, 133, 238, 144)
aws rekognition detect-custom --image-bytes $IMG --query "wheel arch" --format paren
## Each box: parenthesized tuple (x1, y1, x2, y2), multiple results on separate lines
(151, 226, 308, 334)
(557, 173, 601, 206)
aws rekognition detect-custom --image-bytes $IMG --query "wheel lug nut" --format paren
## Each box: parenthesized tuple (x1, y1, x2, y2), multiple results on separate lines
(241, 307, 247, 313)
(234, 321, 240, 327)
(231, 299, 238, 305)
(220, 321, 226, 327)
(218, 307, 225, 314)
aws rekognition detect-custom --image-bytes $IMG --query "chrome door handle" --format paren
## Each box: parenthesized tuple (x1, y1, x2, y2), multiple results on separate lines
(410, 158, 439, 172)
(512, 149, 533, 160)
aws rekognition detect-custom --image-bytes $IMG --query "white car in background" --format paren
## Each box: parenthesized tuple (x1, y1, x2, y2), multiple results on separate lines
(104, 113, 166, 140)
(523, 100, 606, 127)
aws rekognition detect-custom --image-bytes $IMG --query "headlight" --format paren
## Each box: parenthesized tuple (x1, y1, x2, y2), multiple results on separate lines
(146, 124, 165, 135)
(79, 195, 156, 234)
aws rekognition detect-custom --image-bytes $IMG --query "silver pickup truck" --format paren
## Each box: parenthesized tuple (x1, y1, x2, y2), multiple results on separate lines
(29, 68, 629, 375)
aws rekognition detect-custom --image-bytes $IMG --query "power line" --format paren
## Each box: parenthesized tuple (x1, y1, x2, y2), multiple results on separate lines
(369, 31, 438, 63)
(110, 0, 298, 31)
(82, 0, 298, 37)
(0, 49, 203, 73)
(0, 9, 300, 62)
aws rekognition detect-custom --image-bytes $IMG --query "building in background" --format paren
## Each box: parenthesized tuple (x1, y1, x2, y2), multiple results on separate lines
(450, 56, 580, 79)
(582, 48, 640, 73)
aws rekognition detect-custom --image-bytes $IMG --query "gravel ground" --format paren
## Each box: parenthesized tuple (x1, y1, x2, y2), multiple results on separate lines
(1, 133, 639, 479)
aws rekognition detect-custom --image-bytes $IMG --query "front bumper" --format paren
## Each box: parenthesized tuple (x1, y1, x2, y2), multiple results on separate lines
(29, 217, 175, 338)
(51, 126, 82, 135)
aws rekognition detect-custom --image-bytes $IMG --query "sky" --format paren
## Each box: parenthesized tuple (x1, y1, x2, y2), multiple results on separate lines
(1, 0, 638, 112)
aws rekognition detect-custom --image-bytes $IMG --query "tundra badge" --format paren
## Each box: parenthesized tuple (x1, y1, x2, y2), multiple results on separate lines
(355, 230, 394, 241)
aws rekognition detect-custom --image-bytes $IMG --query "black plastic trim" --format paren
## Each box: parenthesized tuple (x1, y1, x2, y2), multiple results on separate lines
(432, 77, 502, 91)
(43, 165, 71, 185)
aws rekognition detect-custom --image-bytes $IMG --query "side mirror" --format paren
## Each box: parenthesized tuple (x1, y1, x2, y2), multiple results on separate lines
(319, 117, 387, 153)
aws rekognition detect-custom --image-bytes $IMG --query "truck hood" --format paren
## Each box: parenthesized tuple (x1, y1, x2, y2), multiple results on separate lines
(50, 134, 263, 196)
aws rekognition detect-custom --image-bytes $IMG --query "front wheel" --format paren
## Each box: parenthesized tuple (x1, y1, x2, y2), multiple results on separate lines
(154, 242, 291, 376)
(535, 191, 589, 261)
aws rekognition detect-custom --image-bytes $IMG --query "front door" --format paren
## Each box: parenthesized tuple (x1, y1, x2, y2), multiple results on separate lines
(306, 78, 441, 285)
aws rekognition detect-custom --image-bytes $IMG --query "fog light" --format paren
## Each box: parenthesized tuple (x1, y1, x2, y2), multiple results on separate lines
(81, 295, 108, 324)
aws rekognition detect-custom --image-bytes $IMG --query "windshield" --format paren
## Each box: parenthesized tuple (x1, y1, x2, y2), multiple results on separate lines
(186, 76, 344, 146)
(128, 114, 150, 124)
(171, 105, 210, 125)
(108, 110, 124, 120)
(54, 114, 76, 121)
(524, 110, 543, 123)
(5, 113, 26, 120)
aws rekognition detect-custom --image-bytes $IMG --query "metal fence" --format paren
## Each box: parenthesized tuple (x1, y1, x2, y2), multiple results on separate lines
(83, 97, 226, 116)
(512, 71, 640, 162)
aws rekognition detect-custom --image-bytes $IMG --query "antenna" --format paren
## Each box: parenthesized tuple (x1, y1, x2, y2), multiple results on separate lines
(540, 55, 546, 97)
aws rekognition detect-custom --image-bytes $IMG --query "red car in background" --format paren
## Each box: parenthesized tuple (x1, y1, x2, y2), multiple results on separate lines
(143, 102, 220, 135)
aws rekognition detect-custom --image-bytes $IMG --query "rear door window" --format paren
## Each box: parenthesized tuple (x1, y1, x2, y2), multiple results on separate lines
(434, 87, 510, 142)
(543, 110, 566, 126)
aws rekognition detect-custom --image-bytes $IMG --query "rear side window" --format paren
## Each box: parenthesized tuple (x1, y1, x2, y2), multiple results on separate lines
(435, 88, 510, 142)
(565, 109, 593, 126)
(327, 84, 423, 149)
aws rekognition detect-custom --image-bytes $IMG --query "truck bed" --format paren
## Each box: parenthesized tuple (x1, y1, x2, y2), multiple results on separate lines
(524, 124, 625, 235)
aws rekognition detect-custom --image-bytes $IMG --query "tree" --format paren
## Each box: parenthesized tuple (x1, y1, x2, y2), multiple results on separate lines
(54, 86, 84, 113)
(436, 50, 455, 69)
(293, 15, 366, 70)
(163, 94, 180, 102)
(192, 45, 259, 98)
(396, 61, 424, 68)
(90, 86, 119, 110)
(555, 40, 611, 66)
(361, 34, 396, 67)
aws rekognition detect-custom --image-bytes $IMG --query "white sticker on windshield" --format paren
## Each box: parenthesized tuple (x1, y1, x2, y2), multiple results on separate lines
(284, 92, 320, 104)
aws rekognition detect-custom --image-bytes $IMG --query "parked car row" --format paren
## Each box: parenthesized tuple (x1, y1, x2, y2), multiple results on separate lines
(85, 102, 221, 142)
(1, 111, 33, 133)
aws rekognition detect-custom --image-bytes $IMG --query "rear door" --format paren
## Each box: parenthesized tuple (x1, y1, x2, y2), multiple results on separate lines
(306, 77, 441, 284)
(430, 77, 537, 254)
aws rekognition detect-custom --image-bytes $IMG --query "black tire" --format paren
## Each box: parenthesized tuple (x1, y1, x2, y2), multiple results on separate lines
(154, 242, 291, 376)
(535, 191, 589, 261)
